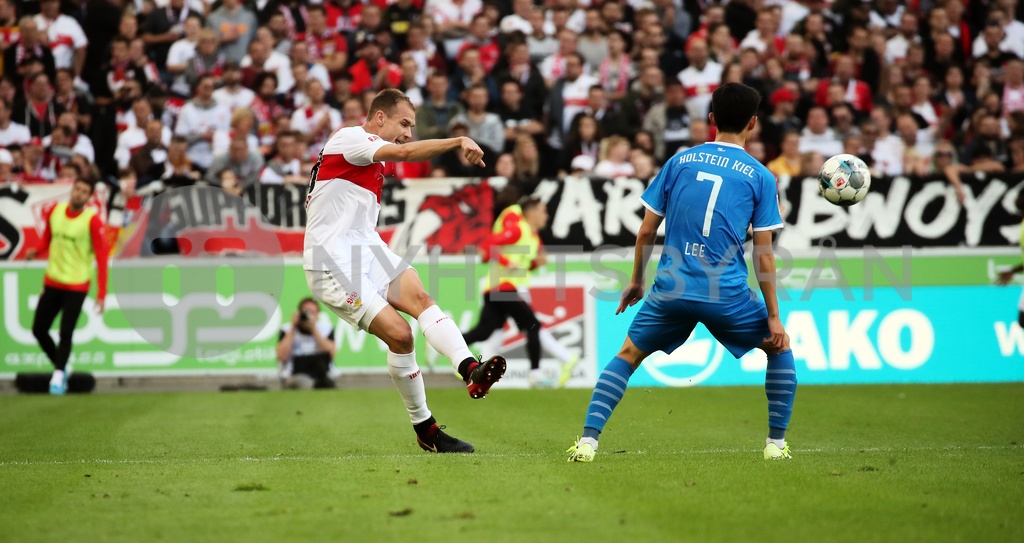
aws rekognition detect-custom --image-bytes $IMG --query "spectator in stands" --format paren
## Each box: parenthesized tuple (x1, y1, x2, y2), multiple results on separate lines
(449, 84, 504, 156)
(163, 135, 199, 187)
(799, 106, 843, 157)
(212, 62, 255, 113)
(116, 97, 171, 170)
(577, 8, 608, 71)
(93, 37, 151, 107)
(678, 38, 722, 123)
(277, 297, 338, 390)
(496, 80, 543, 153)
(593, 135, 635, 179)
(541, 28, 582, 88)
(166, 14, 202, 98)
(302, 5, 348, 75)
(896, 112, 935, 176)
(928, 139, 961, 176)
(288, 40, 330, 92)
(251, 73, 284, 148)
(512, 133, 542, 184)
(583, 85, 632, 139)
(740, 7, 784, 59)
(175, 74, 232, 172)
(206, 135, 264, 188)
(141, 0, 190, 72)
(816, 54, 873, 113)
(213, 108, 260, 157)
(1009, 137, 1024, 173)
(631, 150, 656, 181)
(831, 103, 860, 143)
(404, 22, 447, 85)
(594, 30, 633, 102)
(0, 98, 30, 147)
(623, 65, 664, 126)
(4, 16, 56, 84)
(643, 79, 690, 162)
(46, 112, 93, 163)
(761, 86, 801, 159)
(53, 68, 91, 132)
(242, 35, 294, 95)
(21, 136, 60, 181)
(799, 150, 826, 178)
(548, 52, 596, 159)
(560, 112, 601, 175)
(128, 119, 170, 187)
(340, 96, 366, 127)
(1003, 59, 1024, 117)
(432, 120, 487, 178)
(14, 72, 57, 138)
(383, 0, 419, 51)
(526, 7, 557, 64)
(963, 114, 1010, 166)
(869, 0, 904, 36)
(185, 29, 224, 91)
(494, 41, 547, 117)
(260, 130, 305, 184)
(206, 0, 257, 64)
(885, 11, 920, 64)
(500, 0, 534, 36)
(458, 14, 500, 74)
(864, 108, 905, 177)
(35, 0, 87, 78)
(767, 130, 802, 180)
(289, 79, 341, 161)
(0, 148, 12, 184)
(349, 38, 402, 96)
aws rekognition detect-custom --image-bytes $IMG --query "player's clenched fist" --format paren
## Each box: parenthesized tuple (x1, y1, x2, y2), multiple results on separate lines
(460, 137, 486, 167)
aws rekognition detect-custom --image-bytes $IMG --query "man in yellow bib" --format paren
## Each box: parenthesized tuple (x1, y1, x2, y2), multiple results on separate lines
(26, 179, 109, 395)
(463, 196, 579, 388)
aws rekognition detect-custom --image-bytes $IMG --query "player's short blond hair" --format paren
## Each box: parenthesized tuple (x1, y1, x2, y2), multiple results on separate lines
(368, 89, 414, 118)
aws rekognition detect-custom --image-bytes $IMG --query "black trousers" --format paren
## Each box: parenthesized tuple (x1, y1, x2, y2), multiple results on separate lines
(32, 286, 88, 372)
(463, 291, 542, 369)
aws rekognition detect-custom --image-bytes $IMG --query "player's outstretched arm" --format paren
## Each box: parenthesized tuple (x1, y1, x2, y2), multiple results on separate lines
(617, 210, 663, 314)
(753, 230, 785, 349)
(373, 136, 486, 166)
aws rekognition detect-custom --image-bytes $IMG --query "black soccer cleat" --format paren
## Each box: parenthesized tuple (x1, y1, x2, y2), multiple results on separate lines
(466, 355, 506, 399)
(416, 424, 475, 453)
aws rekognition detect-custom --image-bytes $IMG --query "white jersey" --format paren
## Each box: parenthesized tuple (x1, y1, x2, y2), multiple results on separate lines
(678, 60, 722, 122)
(303, 126, 391, 271)
(212, 86, 256, 113)
(0, 122, 31, 147)
(35, 14, 87, 70)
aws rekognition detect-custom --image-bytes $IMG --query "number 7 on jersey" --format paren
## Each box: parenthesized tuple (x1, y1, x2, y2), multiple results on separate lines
(696, 171, 723, 237)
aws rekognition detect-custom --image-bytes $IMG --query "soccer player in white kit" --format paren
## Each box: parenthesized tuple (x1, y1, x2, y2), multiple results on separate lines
(304, 89, 507, 453)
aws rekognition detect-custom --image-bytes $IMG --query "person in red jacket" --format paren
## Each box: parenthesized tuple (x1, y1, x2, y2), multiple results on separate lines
(815, 54, 873, 113)
(25, 178, 109, 395)
(348, 38, 402, 95)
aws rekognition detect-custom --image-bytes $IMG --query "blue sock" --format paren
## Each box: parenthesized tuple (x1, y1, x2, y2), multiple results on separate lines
(582, 357, 635, 440)
(765, 350, 797, 440)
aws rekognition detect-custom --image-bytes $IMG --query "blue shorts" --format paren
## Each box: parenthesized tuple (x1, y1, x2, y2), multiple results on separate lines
(627, 289, 769, 358)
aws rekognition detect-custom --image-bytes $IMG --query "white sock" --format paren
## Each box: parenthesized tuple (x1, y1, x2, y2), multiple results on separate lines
(580, 436, 599, 450)
(767, 437, 786, 449)
(486, 329, 503, 356)
(539, 329, 572, 363)
(417, 305, 474, 370)
(50, 370, 65, 386)
(388, 351, 431, 425)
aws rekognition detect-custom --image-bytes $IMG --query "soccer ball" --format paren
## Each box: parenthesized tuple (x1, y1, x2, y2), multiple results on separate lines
(818, 153, 871, 206)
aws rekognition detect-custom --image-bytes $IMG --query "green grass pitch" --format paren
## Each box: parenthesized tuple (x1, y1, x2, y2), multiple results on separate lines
(1, 383, 1022, 543)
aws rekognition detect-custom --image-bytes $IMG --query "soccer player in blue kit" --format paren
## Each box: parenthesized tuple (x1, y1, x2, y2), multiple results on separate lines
(567, 83, 797, 462)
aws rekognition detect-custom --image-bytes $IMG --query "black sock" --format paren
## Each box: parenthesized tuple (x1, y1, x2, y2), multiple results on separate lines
(414, 416, 437, 437)
(458, 357, 477, 382)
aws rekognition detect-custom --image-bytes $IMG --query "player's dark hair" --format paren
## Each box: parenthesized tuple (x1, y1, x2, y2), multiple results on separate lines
(73, 177, 96, 195)
(368, 89, 414, 117)
(298, 297, 318, 310)
(710, 82, 761, 134)
(518, 195, 543, 212)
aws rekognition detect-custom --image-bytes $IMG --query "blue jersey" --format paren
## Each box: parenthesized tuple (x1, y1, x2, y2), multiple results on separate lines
(640, 141, 783, 303)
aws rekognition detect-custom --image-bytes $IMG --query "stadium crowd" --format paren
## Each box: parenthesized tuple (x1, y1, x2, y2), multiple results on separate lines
(0, 0, 1023, 201)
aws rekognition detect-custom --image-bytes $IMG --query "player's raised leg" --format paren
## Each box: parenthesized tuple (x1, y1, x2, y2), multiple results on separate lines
(388, 269, 506, 399)
(367, 306, 473, 453)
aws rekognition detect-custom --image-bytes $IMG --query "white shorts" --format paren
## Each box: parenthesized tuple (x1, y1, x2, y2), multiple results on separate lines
(305, 239, 412, 331)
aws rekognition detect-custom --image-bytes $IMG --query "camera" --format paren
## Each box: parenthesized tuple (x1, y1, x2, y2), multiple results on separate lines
(299, 310, 313, 323)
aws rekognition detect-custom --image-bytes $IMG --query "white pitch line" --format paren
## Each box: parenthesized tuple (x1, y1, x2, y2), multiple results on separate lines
(0, 444, 1020, 467)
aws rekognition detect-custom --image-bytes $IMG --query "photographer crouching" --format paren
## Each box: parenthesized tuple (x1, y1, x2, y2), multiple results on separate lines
(276, 298, 339, 389)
